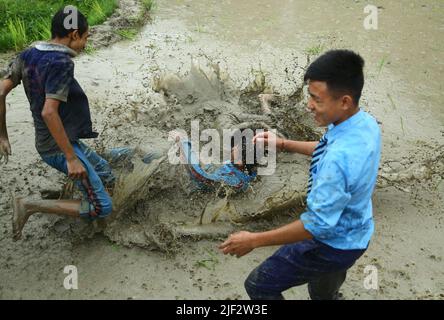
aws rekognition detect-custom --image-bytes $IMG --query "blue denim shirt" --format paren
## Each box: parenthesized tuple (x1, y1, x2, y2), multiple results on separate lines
(300, 110, 381, 250)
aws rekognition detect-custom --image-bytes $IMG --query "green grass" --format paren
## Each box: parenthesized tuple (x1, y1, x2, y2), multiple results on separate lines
(116, 28, 138, 40)
(7, 18, 28, 51)
(0, 0, 118, 52)
(378, 55, 389, 74)
(194, 249, 219, 271)
(141, 0, 156, 12)
(84, 43, 98, 55)
(305, 44, 324, 56)
(35, 18, 52, 41)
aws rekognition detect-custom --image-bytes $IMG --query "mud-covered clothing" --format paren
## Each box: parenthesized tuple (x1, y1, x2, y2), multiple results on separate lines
(301, 110, 381, 250)
(245, 239, 365, 300)
(179, 139, 257, 192)
(41, 141, 114, 219)
(3, 42, 97, 155)
(41, 144, 155, 219)
(246, 110, 380, 300)
(3, 42, 105, 218)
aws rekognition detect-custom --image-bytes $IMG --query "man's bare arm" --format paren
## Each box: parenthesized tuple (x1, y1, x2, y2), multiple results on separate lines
(0, 79, 14, 163)
(280, 139, 318, 156)
(0, 79, 14, 138)
(219, 220, 313, 257)
(41, 98, 87, 180)
(253, 220, 313, 248)
(253, 131, 318, 156)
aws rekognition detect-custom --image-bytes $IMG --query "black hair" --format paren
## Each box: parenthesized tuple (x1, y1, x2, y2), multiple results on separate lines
(304, 50, 365, 105)
(231, 129, 259, 176)
(51, 7, 88, 39)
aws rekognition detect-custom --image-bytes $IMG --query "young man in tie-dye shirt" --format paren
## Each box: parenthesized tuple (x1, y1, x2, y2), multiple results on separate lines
(0, 8, 116, 240)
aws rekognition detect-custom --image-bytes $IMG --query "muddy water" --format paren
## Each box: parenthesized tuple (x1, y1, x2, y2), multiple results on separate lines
(1, 0, 443, 299)
(156, 0, 444, 146)
(73, 0, 444, 250)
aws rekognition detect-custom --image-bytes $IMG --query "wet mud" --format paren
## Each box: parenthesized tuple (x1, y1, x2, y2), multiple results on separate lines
(0, 0, 443, 300)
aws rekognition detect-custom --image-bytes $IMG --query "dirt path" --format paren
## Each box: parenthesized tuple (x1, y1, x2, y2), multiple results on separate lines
(0, 0, 443, 300)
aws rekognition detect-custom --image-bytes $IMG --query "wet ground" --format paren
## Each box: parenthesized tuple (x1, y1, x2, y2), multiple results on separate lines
(0, 0, 443, 299)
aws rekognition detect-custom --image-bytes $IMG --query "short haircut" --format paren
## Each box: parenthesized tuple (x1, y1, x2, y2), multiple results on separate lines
(304, 50, 365, 105)
(51, 7, 88, 39)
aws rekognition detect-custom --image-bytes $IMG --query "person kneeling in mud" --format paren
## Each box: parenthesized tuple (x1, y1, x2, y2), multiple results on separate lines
(173, 130, 260, 193)
(0, 8, 123, 240)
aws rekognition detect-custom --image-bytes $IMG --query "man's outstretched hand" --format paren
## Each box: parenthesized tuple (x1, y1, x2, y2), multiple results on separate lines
(219, 231, 257, 258)
(0, 136, 11, 164)
(253, 131, 284, 151)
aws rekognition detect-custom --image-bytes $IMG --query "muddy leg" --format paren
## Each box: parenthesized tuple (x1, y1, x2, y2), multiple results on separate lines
(12, 196, 81, 241)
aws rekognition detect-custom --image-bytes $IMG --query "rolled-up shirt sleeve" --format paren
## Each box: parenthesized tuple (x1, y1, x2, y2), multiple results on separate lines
(2, 56, 23, 88)
(45, 59, 74, 103)
(300, 156, 351, 241)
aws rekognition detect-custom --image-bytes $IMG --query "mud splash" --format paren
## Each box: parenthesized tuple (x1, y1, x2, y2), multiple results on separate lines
(81, 54, 444, 252)
(97, 59, 317, 252)
(1, 0, 443, 300)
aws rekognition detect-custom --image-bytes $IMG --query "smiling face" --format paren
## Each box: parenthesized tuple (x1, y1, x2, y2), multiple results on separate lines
(307, 80, 357, 127)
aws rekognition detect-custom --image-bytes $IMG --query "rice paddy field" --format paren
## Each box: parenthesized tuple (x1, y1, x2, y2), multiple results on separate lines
(0, 0, 118, 52)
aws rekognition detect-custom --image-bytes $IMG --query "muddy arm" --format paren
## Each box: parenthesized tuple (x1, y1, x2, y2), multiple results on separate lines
(0, 79, 14, 138)
(219, 220, 313, 257)
(0, 79, 14, 163)
(42, 99, 87, 180)
(280, 139, 318, 156)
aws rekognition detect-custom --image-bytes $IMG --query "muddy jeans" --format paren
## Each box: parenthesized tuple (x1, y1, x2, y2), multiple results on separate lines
(40, 141, 135, 219)
(244, 239, 366, 300)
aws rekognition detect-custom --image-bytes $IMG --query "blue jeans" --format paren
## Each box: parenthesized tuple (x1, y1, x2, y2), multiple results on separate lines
(244, 239, 366, 300)
(40, 141, 129, 219)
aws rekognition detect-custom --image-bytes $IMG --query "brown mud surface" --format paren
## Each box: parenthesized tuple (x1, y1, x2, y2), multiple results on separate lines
(0, 0, 443, 299)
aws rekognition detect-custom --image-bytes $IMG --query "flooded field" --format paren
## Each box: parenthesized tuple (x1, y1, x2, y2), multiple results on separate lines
(0, 0, 443, 299)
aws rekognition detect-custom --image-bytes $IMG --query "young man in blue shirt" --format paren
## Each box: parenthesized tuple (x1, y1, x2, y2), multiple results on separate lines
(219, 50, 381, 300)
(0, 8, 115, 240)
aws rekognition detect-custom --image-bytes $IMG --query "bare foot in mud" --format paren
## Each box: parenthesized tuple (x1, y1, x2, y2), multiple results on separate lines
(12, 196, 31, 241)
(258, 94, 276, 115)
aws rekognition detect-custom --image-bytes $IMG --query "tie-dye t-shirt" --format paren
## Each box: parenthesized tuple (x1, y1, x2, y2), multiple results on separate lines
(3, 42, 97, 155)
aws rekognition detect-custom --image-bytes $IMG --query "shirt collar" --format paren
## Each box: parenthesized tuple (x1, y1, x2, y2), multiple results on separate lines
(326, 109, 365, 139)
(33, 41, 78, 57)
